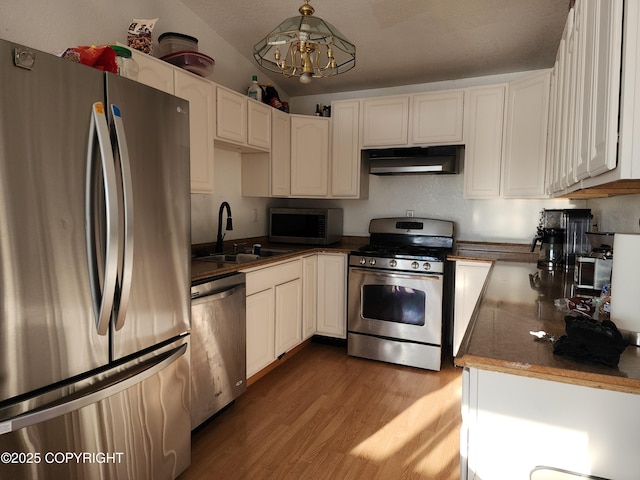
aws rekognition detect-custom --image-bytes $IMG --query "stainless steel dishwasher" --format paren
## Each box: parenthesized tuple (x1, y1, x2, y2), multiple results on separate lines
(190, 272, 246, 429)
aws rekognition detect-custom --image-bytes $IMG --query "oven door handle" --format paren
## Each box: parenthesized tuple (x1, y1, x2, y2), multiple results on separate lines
(349, 267, 441, 282)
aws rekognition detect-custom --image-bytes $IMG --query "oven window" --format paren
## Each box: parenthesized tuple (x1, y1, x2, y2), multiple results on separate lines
(361, 285, 426, 326)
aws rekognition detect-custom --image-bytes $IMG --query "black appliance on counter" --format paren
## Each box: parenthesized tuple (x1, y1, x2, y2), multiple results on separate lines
(347, 217, 454, 371)
(531, 209, 592, 270)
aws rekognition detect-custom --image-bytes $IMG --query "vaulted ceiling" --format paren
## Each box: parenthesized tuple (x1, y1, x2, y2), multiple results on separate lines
(180, 0, 569, 97)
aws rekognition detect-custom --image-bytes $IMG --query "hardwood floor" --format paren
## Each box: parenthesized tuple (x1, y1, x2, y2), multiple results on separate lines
(179, 342, 462, 480)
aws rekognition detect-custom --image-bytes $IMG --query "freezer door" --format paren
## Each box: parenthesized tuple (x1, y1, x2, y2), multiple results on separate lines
(105, 74, 191, 360)
(0, 337, 191, 480)
(0, 39, 110, 401)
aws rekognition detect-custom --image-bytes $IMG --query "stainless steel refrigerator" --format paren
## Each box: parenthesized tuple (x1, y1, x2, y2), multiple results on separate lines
(0, 39, 191, 479)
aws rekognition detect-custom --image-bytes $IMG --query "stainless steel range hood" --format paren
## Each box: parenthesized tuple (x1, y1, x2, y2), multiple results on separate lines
(365, 145, 463, 175)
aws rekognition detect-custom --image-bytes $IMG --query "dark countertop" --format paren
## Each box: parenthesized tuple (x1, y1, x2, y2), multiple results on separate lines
(454, 261, 640, 394)
(191, 237, 366, 283)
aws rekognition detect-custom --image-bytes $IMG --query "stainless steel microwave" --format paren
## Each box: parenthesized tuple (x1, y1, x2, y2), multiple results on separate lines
(269, 208, 343, 245)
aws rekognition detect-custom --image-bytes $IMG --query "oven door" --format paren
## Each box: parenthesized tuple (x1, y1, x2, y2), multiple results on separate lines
(348, 267, 442, 345)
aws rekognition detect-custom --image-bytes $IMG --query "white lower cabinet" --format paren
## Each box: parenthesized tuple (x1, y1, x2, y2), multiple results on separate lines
(274, 278, 302, 356)
(453, 260, 491, 357)
(302, 255, 318, 340)
(246, 289, 275, 378)
(462, 368, 640, 480)
(316, 253, 347, 338)
(244, 259, 302, 377)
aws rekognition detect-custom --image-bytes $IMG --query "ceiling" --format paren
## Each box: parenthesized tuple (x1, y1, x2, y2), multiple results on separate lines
(180, 0, 570, 98)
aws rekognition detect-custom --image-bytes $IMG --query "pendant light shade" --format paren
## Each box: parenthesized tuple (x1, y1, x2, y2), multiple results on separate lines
(253, 1, 356, 84)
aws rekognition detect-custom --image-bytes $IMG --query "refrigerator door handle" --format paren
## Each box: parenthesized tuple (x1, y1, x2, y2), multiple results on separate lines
(86, 102, 119, 336)
(0, 342, 187, 436)
(110, 104, 135, 331)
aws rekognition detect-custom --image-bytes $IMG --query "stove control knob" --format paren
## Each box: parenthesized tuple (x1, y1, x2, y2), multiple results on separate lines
(411, 261, 419, 269)
(423, 262, 432, 271)
(389, 260, 397, 268)
(359, 257, 366, 265)
(369, 258, 376, 266)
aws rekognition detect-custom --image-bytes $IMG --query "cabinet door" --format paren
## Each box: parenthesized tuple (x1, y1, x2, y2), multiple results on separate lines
(501, 70, 551, 198)
(271, 108, 291, 197)
(588, 0, 623, 177)
(361, 96, 410, 147)
(331, 100, 362, 197)
(411, 90, 464, 144)
(302, 255, 318, 340)
(290, 115, 330, 197)
(453, 261, 491, 356)
(463, 85, 506, 198)
(246, 289, 275, 378)
(316, 254, 346, 338)
(247, 100, 271, 150)
(132, 50, 174, 95)
(216, 86, 247, 144)
(173, 70, 215, 194)
(274, 278, 302, 356)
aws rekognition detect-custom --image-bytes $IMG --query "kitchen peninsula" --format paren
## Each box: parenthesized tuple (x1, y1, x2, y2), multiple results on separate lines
(455, 260, 640, 480)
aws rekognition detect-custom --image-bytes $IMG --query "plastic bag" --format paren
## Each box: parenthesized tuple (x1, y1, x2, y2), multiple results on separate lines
(553, 315, 626, 367)
(128, 18, 158, 54)
(61, 45, 117, 73)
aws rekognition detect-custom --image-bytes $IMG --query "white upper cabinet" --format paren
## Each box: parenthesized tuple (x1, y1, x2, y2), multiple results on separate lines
(173, 71, 216, 194)
(331, 99, 368, 198)
(410, 90, 464, 144)
(132, 50, 174, 95)
(586, 0, 623, 177)
(361, 90, 464, 148)
(270, 108, 291, 197)
(463, 85, 506, 198)
(130, 49, 215, 194)
(501, 70, 551, 198)
(547, 0, 630, 196)
(215, 85, 271, 152)
(290, 115, 330, 197)
(247, 100, 271, 150)
(464, 72, 550, 199)
(216, 85, 247, 145)
(361, 95, 410, 147)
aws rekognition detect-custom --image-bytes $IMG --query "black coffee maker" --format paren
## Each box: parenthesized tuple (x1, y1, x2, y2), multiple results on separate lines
(531, 209, 592, 270)
(531, 209, 564, 269)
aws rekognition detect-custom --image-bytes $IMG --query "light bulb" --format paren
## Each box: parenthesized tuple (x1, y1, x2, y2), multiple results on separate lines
(299, 72, 313, 84)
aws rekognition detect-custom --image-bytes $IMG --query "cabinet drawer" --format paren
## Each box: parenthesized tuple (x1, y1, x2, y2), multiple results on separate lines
(246, 259, 302, 295)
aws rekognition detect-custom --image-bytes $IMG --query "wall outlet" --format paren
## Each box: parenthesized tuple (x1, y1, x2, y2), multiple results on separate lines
(252, 209, 258, 222)
(406, 210, 415, 217)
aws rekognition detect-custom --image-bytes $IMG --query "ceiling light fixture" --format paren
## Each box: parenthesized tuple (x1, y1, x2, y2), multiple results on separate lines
(253, 0, 356, 84)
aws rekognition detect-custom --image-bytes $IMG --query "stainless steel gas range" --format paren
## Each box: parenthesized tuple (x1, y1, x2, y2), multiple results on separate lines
(347, 217, 454, 371)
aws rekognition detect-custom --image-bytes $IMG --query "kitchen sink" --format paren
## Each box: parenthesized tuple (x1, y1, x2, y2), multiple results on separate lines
(193, 248, 293, 264)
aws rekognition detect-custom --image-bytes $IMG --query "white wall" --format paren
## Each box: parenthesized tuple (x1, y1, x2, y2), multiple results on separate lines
(586, 195, 640, 234)
(0, 0, 285, 96)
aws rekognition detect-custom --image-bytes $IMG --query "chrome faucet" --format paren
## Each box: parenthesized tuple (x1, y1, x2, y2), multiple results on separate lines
(215, 202, 233, 253)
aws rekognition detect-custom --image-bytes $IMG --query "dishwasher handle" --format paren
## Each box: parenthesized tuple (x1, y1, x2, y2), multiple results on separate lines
(191, 283, 244, 301)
